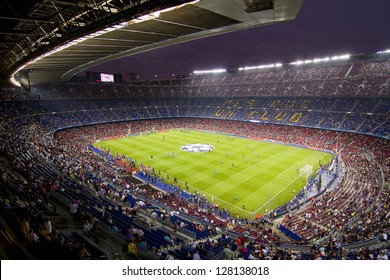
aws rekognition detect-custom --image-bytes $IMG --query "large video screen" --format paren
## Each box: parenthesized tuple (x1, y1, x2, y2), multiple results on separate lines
(86, 72, 122, 83)
(100, 73, 114, 82)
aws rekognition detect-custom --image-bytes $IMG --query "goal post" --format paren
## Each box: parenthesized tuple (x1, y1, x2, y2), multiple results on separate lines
(298, 164, 313, 181)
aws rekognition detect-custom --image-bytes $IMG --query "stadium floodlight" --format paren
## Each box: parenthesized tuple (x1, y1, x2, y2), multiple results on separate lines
(290, 54, 350, 66)
(193, 69, 226, 75)
(313, 57, 330, 63)
(130, 12, 161, 23)
(331, 54, 350, 60)
(249, 120, 261, 123)
(238, 63, 283, 71)
(290, 60, 304, 65)
(377, 49, 390, 54)
(130, 0, 199, 23)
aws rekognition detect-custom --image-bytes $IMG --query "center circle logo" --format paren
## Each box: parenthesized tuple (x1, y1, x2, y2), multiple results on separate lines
(180, 144, 214, 153)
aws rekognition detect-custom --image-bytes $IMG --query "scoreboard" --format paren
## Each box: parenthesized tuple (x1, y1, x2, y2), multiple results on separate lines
(86, 72, 122, 83)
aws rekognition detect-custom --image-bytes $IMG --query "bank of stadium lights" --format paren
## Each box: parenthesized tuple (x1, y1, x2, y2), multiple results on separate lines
(377, 49, 390, 54)
(193, 69, 226, 75)
(290, 54, 350, 66)
(238, 63, 282, 71)
(238, 54, 350, 71)
(10, 0, 200, 86)
(130, 0, 199, 23)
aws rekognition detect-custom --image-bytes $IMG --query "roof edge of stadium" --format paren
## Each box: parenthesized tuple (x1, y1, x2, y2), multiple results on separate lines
(59, 0, 305, 82)
(8, 0, 199, 86)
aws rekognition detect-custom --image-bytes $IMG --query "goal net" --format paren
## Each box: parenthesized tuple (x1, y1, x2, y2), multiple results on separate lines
(298, 164, 313, 180)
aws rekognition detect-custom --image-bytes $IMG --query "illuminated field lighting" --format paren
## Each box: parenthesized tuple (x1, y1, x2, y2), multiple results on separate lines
(290, 54, 350, 66)
(331, 54, 350, 60)
(193, 69, 226, 75)
(239, 63, 282, 71)
(376, 49, 390, 54)
(131, 0, 199, 23)
(313, 57, 330, 63)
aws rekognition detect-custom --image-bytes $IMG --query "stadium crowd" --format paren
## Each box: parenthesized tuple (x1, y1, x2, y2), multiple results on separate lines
(1, 112, 389, 259)
(0, 95, 388, 138)
(0, 56, 389, 260)
(1, 56, 389, 101)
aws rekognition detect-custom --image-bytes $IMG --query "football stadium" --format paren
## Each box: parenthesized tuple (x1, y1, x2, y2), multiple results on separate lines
(93, 129, 333, 219)
(0, 0, 389, 263)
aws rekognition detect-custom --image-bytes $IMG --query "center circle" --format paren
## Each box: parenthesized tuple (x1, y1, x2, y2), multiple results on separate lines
(180, 143, 215, 153)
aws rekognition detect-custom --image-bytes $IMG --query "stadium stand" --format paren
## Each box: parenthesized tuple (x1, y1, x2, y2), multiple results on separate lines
(0, 57, 389, 260)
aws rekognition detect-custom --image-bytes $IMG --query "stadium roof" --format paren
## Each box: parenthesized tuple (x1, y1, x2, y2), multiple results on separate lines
(0, 0, 303, 86)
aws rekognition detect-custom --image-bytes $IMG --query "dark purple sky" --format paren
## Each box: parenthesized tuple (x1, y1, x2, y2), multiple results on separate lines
(87, 0, 390, 80)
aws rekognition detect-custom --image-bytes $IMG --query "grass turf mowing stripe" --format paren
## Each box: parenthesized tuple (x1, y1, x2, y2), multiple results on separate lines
(93, 129, 333, 219)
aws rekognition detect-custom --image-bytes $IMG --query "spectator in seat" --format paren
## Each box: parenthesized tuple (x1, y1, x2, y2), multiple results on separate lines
(127, 239, 137, 259)
(27, 229, 40, 243)
(193, 251, 201, 260)
(43, 217, 52, 237)
(83, 219, 92, 237)
(69, 201, 79, 220)
(21, 218, 30, 238)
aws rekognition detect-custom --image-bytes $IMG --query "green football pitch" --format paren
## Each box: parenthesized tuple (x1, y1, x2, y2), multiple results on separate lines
(93, 129, 332, 219)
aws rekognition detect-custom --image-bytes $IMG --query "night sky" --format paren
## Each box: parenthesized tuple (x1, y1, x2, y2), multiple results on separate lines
(87, 0, 390, 80)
